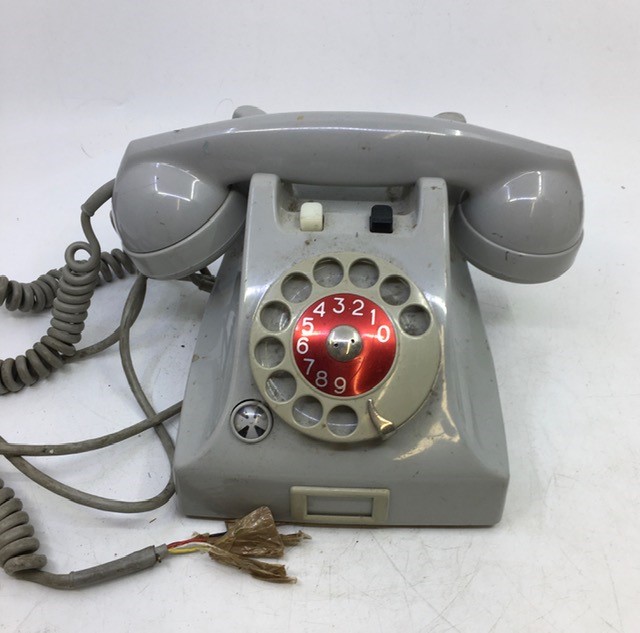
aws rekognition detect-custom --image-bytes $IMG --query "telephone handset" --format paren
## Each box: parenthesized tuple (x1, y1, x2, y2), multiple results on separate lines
(107, 107, 582, 526)
(112, 108, 583, 283)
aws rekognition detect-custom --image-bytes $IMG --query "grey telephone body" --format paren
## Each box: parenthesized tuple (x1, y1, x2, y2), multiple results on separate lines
(111, 108, 583, 526)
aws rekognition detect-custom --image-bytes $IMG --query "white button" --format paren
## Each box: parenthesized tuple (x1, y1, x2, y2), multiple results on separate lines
(300, 202, 324, 231)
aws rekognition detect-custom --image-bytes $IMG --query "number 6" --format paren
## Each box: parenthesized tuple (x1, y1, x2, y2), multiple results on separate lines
(296, 337, 310, 354)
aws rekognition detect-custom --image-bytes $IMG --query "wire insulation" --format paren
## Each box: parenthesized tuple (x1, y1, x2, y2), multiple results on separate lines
(0, 274, 178, 513)
(0, 180, 212, 587)
(0, 480, 167, 589)
(0, 181, 130, 394)
(0, 402, 181, 457)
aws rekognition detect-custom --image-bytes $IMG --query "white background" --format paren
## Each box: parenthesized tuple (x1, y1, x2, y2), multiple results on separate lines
(1, 1, 639, 631)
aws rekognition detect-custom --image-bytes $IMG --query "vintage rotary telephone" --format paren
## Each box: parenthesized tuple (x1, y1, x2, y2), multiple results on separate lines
(0, 107, 583, 587)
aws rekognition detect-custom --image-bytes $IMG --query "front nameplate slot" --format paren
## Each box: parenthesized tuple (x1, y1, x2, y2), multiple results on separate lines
(290, 486, 390, 525)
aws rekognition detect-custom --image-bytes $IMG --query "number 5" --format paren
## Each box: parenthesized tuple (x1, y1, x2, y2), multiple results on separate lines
(301, 317, 314, 335)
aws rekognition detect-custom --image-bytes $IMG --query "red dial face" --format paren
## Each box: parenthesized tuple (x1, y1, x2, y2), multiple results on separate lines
(292, 293, 396, 397)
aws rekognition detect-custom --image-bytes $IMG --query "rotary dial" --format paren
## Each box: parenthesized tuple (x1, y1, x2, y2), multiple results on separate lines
(249, 253, 440, 443)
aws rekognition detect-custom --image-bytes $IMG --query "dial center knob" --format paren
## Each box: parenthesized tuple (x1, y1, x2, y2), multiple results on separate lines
(326, 325, 363, 362)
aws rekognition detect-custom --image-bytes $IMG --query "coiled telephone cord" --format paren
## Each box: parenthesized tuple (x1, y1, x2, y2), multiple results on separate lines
(0, 479, 167, 589)
(0, 249, 135, 314)
(0, 182, 213, 587)
(0, 181, 135, 394)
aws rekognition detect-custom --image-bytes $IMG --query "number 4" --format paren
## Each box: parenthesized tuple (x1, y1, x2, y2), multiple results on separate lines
(313, 302, 326, 318)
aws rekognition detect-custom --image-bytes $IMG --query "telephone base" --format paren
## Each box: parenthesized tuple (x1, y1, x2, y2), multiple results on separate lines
(174, 175, 509, 526)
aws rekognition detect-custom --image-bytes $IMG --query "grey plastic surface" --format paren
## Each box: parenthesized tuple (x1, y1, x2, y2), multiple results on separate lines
(173, 175, 509, 526)
(111, 110, 583, 283)
(118, 190, 245, 280)
(112, 160, 229, 253)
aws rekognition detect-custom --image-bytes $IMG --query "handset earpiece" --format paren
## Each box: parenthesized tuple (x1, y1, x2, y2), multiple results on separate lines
(453, 166, 583, 283)
(111, 161, 246, 279)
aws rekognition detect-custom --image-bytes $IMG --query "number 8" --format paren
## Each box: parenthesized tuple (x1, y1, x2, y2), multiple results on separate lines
(315, 371, 328, 388)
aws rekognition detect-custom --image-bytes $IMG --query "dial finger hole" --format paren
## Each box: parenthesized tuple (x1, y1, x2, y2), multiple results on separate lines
(265, 371, 297, 402)
(260, 301, 291, 332)
(380, 275, 410, 306)
(348, 259, 379, 288)
(399, 305, 431, 336)
(282, 273, 312, 303)
(326, 405, 358, 437)
(292, 395, 323, 428)
(313, 258, 344, 288)
(255, 337, 285, 368)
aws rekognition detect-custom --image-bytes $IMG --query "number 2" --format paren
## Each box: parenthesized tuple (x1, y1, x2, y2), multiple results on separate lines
(352, 299, 364, 316)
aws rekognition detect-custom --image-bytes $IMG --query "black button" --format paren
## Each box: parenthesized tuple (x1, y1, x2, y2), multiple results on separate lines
(370, 204, 393, 234)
